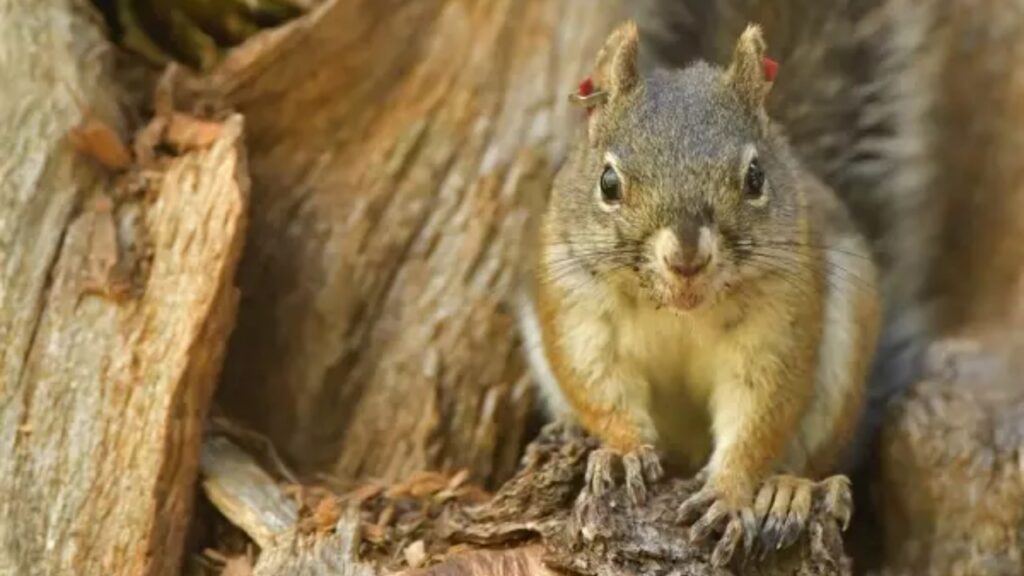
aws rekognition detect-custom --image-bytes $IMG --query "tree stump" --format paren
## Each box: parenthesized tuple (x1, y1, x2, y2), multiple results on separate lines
(178, 0, 626, 485)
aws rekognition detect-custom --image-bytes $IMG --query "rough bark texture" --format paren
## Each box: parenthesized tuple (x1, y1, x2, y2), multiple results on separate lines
(876, 1, 1024, 573)
(175, 0, 625, 485)
(880, 337, 1024, 575)
(201, 426, 849, 576)
(0, 4, 250, 571)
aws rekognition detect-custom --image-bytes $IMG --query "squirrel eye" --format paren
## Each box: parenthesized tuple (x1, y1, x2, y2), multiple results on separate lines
(599, 165, 622, 205)
(745, 157, 765, 200)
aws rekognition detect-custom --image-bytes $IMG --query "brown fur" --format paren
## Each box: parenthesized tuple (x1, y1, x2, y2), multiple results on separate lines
(524, 23, 882, 500)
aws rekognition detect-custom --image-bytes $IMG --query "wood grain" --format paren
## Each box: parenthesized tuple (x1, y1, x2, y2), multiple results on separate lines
(0, 4, 249, 568)
(178, 0, 626, 486)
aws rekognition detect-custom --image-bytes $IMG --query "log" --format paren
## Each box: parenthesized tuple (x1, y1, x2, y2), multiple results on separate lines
(880, 336, 1024, 575)
(200, 426, 849, 575)
(0, 2, 250, 569)
(176, 0, 626, 485)
(875, 1, 1024, 572)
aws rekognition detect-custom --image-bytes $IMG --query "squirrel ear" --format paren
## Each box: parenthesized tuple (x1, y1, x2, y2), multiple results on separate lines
(572, 20, 640, 110)
(726, 24, 772, 113)
(597, 20, 640, 96)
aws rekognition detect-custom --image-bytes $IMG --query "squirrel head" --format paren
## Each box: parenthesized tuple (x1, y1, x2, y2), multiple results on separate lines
(546, 22, 807, 311)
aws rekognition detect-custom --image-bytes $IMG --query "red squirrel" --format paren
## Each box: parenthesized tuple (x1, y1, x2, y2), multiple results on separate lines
(519, 22, 879, 566)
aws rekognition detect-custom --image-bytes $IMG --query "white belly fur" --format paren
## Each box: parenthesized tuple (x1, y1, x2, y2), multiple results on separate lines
(545, 281, 740, 469)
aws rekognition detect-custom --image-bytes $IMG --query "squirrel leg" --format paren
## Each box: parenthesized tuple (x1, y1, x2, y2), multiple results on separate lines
(564, 369, 664, 505)
(754, 474, 852, 555)
(679, 350, 815, 567)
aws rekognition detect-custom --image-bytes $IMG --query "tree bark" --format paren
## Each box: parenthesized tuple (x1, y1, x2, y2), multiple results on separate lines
(880, 335, 1024, 575)
(178, 0, 625, 486)
(0, 3, 250, 572)
(199, 427, 849, 576)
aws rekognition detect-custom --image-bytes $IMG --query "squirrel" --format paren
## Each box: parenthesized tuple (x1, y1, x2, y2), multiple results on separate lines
(517, 21, 883, 566)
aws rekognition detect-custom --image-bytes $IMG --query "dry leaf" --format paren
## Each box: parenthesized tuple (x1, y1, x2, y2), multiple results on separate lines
(312, 496, 341, 533)
(403, 540, 427, 568)
(166, 113, 223, 152)
(388, 471, 449, 498)
(68, 116, 132, 171)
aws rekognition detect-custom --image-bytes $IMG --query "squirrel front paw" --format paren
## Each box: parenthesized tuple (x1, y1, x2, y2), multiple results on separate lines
(754, 474, 852, 554)
(680, 472, 853, 566)
(584, 445, 663, 506)
(678, 476, 759, 567)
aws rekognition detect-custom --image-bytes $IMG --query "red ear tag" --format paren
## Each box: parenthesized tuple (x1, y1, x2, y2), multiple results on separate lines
(762, 57, 779, 82)
(578, 77, 596, 116)
(578, 77, 594, 97)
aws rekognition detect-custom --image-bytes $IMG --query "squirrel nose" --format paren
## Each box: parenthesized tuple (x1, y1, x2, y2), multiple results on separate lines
(663, 250, 710, 278)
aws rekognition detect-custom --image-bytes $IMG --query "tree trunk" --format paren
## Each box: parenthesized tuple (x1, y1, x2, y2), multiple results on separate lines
(180, 0, 625, 486)
(0, 3, 249, 573)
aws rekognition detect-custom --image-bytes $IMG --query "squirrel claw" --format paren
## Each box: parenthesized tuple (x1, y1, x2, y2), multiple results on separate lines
(711, 516, 745, 568)
(678, 486, 716, 524)
(689, 500, 730, 542)
(584, 449, 616, 497)
(755, 475, 811, 555)
(818, 474, 854, 531)
(583, 445, 663, 506)
(680, 484, 758, 567)
(622, 444, 663, 505)
(753, 474, 852, 556)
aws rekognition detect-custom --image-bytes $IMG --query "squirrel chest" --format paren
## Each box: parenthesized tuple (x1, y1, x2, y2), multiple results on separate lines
(538, 278, 789, 471)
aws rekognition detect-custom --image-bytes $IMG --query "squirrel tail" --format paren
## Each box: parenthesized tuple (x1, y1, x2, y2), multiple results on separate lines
(632, 0, 943, 468)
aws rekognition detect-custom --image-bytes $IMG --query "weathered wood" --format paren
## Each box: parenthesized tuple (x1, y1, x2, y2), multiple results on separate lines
(399, 547, 556, 576)
(177, 0, 626, 485)
(202, 425, 849, 575)
(879, 335, 1024, 575)
(200, 435, 378, 576)
(253, 511, 376, 576)
(0, 3, 250, 567)
(202, 435, 300, 548)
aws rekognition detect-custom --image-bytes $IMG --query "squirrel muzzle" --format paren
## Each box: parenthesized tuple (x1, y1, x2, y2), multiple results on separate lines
(652, 224, 718, 309)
